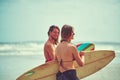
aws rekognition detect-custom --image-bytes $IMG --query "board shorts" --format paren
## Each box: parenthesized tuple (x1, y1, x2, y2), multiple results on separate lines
(45, 59, 52, 62)
(56, 69, 79, 80)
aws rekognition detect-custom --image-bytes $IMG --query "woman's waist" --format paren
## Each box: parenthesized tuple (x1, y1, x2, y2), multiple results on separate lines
(59, 68, 77, 74)
(59, 66, 75, 72)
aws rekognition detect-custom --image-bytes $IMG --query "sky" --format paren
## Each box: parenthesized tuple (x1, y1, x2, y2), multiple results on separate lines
(0, 0, 120, 43)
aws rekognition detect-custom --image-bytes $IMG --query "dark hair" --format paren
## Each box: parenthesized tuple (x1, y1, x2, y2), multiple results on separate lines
(61, 24, 74, 42)
(48, 25, 60, 36)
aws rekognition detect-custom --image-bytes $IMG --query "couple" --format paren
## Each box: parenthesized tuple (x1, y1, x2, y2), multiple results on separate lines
(44, 25, 84, 80)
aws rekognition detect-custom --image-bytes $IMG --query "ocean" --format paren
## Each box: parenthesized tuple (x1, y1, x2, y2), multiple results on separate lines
(0, 41, 120, 80)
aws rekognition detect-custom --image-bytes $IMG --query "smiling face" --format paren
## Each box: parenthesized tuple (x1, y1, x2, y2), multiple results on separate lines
(48, 25, 60, 43)
(49, 28, 60, 41)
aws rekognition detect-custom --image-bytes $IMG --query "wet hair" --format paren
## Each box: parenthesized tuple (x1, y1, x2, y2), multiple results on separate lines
(48, 25, 60, 36)
(61, 24, 74, 42)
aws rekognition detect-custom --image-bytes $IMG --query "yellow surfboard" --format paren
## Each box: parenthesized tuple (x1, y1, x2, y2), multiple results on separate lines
(16, 50, 115, 80)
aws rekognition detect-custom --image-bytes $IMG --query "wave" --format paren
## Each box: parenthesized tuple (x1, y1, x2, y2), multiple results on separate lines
(0, 41, 120, 56)
(0, 42, 44, 55)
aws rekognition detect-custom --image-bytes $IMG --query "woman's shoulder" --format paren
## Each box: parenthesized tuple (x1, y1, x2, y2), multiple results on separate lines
(68, 43, 77, 49)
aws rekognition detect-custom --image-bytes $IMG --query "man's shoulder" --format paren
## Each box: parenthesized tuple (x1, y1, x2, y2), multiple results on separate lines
(45, 40, 50, 45)
(45, 41, 53, 48)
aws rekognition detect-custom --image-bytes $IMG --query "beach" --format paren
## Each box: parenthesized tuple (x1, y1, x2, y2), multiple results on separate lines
(0, 42, 120, 80)
(0, 55, 43, 80)
(0, 0, 120, 80)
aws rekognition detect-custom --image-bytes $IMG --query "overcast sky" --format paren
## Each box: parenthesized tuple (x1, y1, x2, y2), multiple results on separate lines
(0, 0, 120, 43)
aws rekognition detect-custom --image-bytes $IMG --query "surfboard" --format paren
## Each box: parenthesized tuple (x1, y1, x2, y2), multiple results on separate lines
(16, 50, 115, 80)
(76, 43, 95, 52)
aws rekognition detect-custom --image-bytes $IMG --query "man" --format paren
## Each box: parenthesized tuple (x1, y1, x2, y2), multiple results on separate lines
(44, 25, 60, 62)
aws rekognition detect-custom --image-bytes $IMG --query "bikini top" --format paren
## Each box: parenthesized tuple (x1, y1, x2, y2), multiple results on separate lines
(58, 59, 74, 70)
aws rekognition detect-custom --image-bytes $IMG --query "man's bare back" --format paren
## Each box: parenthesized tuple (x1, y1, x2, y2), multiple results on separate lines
(44, 25, 60, 62)
(44, 40, 56, 62)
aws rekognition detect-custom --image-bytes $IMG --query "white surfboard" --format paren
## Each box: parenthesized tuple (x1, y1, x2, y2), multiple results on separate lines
(16, 50, 115, 80)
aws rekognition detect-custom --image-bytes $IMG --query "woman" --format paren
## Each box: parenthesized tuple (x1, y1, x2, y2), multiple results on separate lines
(55, 24, 85, 80)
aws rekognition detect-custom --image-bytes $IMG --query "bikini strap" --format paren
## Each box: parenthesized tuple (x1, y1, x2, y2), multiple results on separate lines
(59, 59, 68, 70)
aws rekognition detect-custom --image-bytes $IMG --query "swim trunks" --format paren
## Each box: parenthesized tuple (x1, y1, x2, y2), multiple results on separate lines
(45, 59, 52, 62)
(56, 69, 79, 80)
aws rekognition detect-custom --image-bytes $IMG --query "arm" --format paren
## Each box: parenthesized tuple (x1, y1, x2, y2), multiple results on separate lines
(46, 44, 55, 61)
(79, 51, 85, 63)
(72, 46, 85, 66)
